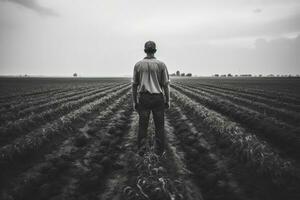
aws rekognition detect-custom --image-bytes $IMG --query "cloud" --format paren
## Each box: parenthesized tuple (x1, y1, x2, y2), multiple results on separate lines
(253, 8, 262, 13)
(1, 0, 57, 16)
(236, 13, 300, 38)
(254, 35, 300, 53)
(182, 12, 300, 43)
(251, 35, 300, 74)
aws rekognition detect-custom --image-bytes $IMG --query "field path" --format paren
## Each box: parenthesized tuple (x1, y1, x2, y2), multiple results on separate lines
(100, 112, 204, 200)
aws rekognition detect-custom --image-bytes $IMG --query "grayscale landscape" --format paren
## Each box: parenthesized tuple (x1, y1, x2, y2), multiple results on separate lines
(0, 0, 299, 200)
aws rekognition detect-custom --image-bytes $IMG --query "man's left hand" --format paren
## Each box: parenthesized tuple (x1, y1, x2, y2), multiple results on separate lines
(133, 103, 139, 111)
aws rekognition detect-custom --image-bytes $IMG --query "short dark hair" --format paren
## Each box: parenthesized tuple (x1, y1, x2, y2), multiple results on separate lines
(144, 41, 157, 54)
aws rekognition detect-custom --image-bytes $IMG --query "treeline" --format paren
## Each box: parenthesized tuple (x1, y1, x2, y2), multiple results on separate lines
(213, 74, 300, 77)
(170, 70, 192, 77)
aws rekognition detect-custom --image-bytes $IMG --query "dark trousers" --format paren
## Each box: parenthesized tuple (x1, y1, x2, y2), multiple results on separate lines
(137, 92, 165, 155)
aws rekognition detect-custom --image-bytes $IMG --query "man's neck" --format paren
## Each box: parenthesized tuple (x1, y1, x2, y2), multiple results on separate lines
(144, 54, 156, 59)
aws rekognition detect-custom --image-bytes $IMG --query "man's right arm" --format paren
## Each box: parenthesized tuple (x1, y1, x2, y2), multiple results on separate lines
(161, 63, 170, 108)
(163, 84, 170, 108)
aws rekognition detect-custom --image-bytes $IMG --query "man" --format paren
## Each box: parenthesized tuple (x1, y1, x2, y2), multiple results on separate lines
(132, 41, 170, 156)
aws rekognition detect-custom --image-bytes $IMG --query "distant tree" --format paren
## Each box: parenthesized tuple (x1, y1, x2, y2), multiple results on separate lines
(227, 73, 232, 77)
(259, 74, 262, 77)
(240, 74, 252, 77)
(181, 73, 185, 76)
(221, 74, 226, 77)
(73, 73, 78, 77)
(186, 73, 192, 77)
(214, 74, 219, 77)
(235, 74, 238, 77)
(170, 73, 176, 76)
(176, 70, 180, 76)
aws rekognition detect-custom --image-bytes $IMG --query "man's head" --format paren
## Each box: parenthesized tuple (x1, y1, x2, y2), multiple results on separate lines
(144, 41, 157, 54)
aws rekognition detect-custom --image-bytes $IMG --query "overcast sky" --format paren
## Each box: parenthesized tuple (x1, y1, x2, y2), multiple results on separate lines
(0, 0, 299, 76)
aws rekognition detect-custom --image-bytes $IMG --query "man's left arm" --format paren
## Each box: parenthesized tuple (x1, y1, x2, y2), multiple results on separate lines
(132, 64, 139, 110)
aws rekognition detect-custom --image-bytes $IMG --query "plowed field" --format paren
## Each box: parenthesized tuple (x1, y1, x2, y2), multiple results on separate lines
(0, 77, 299, 200)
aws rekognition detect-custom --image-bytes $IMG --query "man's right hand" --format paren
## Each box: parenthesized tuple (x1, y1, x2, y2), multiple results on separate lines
(164, 102, 170, 109)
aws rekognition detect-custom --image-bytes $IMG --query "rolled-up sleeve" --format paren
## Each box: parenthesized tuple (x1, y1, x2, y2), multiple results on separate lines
(132, 64, 139, 86)
(161, 63, 170, 86)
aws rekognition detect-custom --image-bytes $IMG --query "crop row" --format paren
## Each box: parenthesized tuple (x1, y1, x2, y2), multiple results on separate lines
(168, 102, 300, 199)
(166, 106, 249, 200)
(174, 80, 300, 113)
(174, 83, 300, 126)
(0, 79, 122, 101)
(1, 91, 133, 199)
(0, 87, 65, 109)
(0, 87, 65, 102)
(170, 89, 299, 183)
(174, 80, 300, 105)
(61, 96, 134, 199)
(0, 84, 87, 108)
(200, 82, 300, 112)
(0, 90, 69, 116)
(0, 85, 130, 172)
(0, 83, 116, 124)
(0, 83, 129, 146)
(0, 83, 107, 114)
(172, 84, 300, 157)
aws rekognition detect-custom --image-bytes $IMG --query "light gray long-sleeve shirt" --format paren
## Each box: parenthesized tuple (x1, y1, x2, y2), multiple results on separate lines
(132, 57, 170, 94)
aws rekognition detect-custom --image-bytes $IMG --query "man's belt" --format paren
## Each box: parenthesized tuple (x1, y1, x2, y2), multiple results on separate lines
(139, 91, 162, 95)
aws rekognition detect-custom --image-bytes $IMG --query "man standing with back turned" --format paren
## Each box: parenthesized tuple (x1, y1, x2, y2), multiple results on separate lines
(132, 41, 170, 156)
